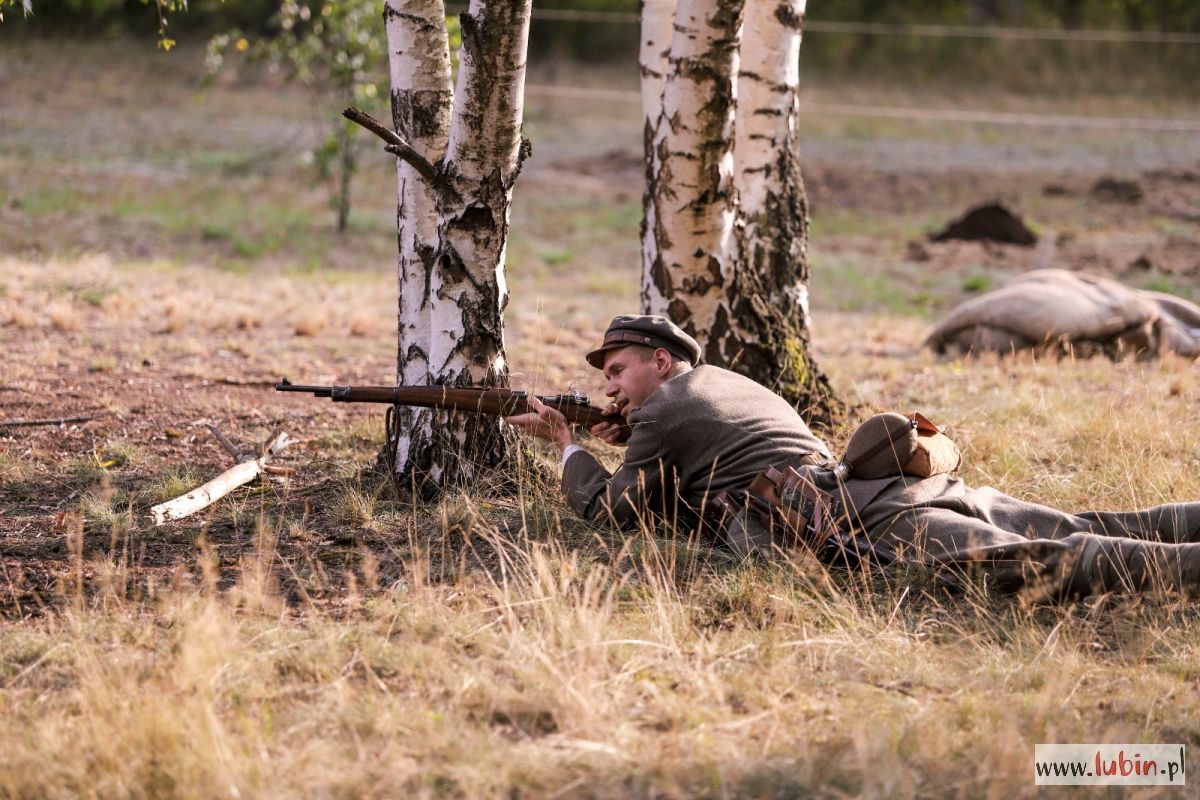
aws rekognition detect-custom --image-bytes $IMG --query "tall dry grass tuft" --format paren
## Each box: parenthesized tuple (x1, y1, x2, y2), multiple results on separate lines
(46, 300, 81, 332)
(331, 478, 384, 530)
(0, 451, 31, 483)
(5, 306, 37, 330)
(292, 314, 327, 337)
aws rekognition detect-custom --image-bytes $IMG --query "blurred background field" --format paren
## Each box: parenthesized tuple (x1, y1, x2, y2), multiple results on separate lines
(4, 0, 1200, 325)
(1, 2, 1200, 796)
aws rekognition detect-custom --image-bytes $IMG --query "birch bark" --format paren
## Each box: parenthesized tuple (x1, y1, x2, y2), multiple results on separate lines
(641, 0, 744, 362)
(732, 0, 841, 424)
(640, 0, 841, 425)
(384, 0, 454, 489)
(380, 0, 532, 491)
(425, 0, 532, 482)
(638, 0, 674, 303)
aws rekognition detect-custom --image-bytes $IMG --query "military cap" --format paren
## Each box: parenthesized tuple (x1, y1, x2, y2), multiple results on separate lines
(585, 314, 703, 369)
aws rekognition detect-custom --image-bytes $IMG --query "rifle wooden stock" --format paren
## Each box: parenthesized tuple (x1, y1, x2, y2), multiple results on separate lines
(276, 378, 629, 434)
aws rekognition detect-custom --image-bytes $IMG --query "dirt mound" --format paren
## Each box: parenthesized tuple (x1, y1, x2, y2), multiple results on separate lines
(1125, 236, 1200, 279)
(1037, 170, 1197, 223)
(1139, 168, 1200, 223)
(1143, 168, 1200, 185)
(1090, 177, 1144, 204)
(930, 202, 1037, 247)
(550, 148, 643, 176)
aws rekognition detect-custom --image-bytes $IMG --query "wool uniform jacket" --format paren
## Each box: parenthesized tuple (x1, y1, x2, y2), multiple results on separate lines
(562, 365, 832, 530)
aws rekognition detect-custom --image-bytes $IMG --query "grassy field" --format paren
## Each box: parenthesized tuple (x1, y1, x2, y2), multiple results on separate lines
(2, 35, 1200, 798)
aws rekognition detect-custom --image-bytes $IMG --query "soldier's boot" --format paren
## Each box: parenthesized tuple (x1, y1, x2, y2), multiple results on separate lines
(1066, 535, 1200, 596)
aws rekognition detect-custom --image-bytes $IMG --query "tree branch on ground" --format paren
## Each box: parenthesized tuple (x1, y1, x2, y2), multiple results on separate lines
(148, 431, 292, 526)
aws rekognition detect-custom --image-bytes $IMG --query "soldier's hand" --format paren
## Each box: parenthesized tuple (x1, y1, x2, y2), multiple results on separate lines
(504, 396, 575, 451)
(590, 403, 631, 446)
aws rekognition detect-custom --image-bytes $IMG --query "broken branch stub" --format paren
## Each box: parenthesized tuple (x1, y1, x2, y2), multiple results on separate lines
(343, 106, 444, 189)
(205, 423, 247, 461)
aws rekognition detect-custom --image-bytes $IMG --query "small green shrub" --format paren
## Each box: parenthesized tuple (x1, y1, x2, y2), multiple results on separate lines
(961, 274, 991, 293)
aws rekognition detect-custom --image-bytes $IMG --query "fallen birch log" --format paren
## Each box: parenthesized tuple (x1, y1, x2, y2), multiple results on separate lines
(149, 431, 292, 526)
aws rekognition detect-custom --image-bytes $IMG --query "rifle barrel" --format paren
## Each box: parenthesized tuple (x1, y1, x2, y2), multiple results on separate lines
(275, 379, 625, 432)
(275, 381, 333, 398)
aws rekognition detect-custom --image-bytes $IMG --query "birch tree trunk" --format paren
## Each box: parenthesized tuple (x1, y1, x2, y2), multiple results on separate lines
(638, 0, 674, 290)
(640, 0, 842, 426)
(378, 0, 532, 493)
(641, 0, 744, 352)
(385, 0, 455, 492)
(731, 0, 841, 425)
(428, 0, 531, 481)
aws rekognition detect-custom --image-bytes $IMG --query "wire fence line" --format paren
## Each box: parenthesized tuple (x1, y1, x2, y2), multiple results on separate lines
(524, 84, 1200, 133)
(445, 5, 1200, 45)
(797, 102, 1200, 133)
(445, 6, 1200, 133)
(804, 20, 1200, 44)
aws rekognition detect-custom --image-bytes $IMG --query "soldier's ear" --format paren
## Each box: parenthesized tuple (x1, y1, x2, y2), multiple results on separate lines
(653, 348, 674, 375)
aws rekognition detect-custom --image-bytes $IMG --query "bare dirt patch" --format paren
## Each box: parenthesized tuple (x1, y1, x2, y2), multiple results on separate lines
(0, 252, 616, 619)
(0, 256, 401, 615)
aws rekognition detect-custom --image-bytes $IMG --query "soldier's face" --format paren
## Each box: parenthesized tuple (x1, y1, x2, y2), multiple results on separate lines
(601, 346, 671, 413)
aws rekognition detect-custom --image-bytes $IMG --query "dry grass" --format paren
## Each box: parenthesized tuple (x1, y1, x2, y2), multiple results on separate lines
(293, 315, 328, 337)
(142, 466, 209, 507)
(2, 308, 1198, 796)
(331, 478, 383, 529)
(79, 486, 134, 540)
(46, 300, 82, 332)
(5, 306, 37, 330)
(0, 452, 31, 483)
(2, 485, 1198, 798)
(347, 313, 376, 338)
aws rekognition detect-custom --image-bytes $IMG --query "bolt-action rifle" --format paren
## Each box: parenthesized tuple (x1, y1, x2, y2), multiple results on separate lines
(276, 378, 630, 436)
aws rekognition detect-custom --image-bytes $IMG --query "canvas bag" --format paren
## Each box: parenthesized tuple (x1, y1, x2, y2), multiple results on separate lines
(837, 411, 961, 480)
